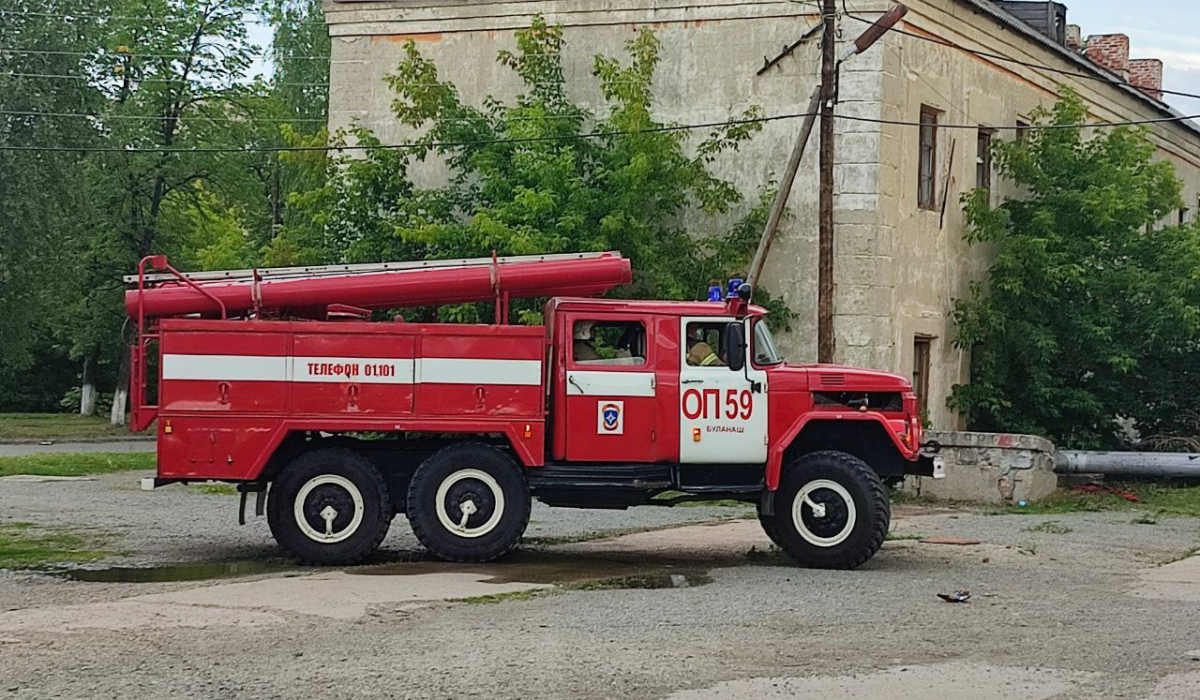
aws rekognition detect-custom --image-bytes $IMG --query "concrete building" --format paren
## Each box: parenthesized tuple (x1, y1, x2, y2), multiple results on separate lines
(322, 0, 1200, 429)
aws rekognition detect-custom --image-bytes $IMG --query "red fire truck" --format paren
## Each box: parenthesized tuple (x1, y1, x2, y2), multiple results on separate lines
(125, 251, 941, 570)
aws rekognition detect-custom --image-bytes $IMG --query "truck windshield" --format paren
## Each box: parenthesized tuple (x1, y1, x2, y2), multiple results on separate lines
(753, 320, 784, 365)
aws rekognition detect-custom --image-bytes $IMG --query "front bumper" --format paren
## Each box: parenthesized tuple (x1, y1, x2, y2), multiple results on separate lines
(907, 454, 946, 479)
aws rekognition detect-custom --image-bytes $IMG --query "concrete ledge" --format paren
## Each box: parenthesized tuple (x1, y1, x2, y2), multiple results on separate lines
(905, 430, 1058, 504)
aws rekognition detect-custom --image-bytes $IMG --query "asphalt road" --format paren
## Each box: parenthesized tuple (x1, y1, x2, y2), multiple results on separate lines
(2, 471, 1200, 699)
(0, 440, 155, 457)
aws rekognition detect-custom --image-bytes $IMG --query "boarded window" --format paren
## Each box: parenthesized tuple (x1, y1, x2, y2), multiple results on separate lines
(976, 129, 994, 194)
(918, 106, 939, 210)
(913, 336, 932, 417)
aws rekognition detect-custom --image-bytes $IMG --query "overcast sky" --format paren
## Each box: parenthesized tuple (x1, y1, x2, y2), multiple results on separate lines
(1053, 0, 1200, 114)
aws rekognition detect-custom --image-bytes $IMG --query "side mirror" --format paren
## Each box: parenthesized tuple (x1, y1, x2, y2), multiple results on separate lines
(724, 322, 746, 372)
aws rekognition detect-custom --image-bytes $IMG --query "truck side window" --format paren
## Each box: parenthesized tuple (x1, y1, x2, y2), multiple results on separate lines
(572, 320, 647, 366)
(684, 322, 727, 367)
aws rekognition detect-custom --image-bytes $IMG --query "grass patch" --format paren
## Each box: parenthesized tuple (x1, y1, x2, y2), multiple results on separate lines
(0, 452, 155, 478)
(0, 522, 110, 569)
(1022, 520, 1073, 534)
(449, 589, 547, 605)
(0, 413, 136, 441)
(190, 483, 238, 496)
(1004, 482, 1200, 518)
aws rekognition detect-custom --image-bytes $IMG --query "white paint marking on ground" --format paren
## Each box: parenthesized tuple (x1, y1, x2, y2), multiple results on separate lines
(127, 571, 552, 620)
(1134, 555, 1200, 602)
(662, 662, 1086, 700)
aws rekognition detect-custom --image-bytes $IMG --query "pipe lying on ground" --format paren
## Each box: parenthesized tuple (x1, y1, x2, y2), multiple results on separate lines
(1056, 451, 1200, 478)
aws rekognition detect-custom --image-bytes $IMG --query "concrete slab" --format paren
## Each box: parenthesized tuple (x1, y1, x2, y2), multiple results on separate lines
(127, 571, 553, 620)
(560, 519, 771, 561)
(0, 602, 281, 634)
(1134, 555, 1200, 602)
(663, 662, 1086, 700)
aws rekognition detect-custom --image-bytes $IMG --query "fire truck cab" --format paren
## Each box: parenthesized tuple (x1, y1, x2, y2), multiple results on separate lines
(126, 252, 942, 570)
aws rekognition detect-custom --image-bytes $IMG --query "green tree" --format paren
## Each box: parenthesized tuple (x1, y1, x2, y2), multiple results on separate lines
(0, 0, 107, 411)
(950, 91, 1200, 448)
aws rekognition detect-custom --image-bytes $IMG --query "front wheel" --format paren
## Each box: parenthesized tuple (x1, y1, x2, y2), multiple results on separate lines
(406, 443, 531, 563)
(769, 451, 890, 569)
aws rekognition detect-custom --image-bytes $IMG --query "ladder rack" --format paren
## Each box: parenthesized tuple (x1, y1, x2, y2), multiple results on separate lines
(123, 251, 613, 285)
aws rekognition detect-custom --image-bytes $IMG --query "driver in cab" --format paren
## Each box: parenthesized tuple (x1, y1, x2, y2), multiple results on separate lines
(686, 326, 725, 367)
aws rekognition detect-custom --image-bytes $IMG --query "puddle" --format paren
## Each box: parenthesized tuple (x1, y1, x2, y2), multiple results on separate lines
(48, 560, 296, 583)
(350, 550, 725, 590)
(566, 572, 714, 590)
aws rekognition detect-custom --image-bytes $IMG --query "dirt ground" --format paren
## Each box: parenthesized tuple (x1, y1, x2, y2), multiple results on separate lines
(3, 470, 1200, 699)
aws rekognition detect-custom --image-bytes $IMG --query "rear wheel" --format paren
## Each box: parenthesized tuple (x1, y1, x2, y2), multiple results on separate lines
(406, 443, 531, 563)
(769, 450, 889, 569)
(267, 448, 392, 566)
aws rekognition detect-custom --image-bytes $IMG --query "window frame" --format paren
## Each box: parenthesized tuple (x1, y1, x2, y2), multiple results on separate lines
(918, 106, 940, 211)
(912, 335, 933, 417)
(976, 127, 995, 196)
(566, 315, 652, 371)
(681, 318, 735, 371)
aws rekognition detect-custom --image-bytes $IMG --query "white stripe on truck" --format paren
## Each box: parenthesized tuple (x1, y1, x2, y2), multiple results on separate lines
(161, 354, 541, 386)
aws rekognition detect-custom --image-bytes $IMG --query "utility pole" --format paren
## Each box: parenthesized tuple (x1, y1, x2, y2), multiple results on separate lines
(746, 4, 907, 361)
(817, 0, 838, 364)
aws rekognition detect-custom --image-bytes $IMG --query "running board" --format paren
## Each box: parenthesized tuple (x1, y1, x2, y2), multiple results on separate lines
(527, 463, 673, 491)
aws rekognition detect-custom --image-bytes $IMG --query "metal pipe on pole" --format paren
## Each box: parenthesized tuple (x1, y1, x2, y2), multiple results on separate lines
(1056, 451, 1200, 478)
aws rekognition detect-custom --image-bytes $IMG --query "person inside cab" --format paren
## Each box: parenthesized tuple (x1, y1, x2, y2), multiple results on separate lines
(573, 321, 601, 361)
(686, 325, 725, 367)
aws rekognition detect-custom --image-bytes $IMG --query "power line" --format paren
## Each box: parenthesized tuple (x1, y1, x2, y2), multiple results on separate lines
(4, 110, 1198, 154)
(0, 72, 329, 88)
(841, 4, 1200, 104)
(0, 8, 321, 26)
(0, 109, 328, 124)
(0, 47, 331, 61)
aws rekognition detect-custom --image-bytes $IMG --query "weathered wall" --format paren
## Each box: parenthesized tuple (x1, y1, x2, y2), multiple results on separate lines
(322, 0, 898, 366)
(323, 0, 1200, 432)
(904, 430, 1059, 504)
(875, 0, 1200, 429)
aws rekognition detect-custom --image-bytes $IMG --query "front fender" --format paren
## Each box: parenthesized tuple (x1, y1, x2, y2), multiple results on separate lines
(766, 412, 917, 490)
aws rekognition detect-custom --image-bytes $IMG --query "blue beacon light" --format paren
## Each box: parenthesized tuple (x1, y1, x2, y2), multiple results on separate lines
(726, 278, 744, 299)
(707, 284, 724, 302)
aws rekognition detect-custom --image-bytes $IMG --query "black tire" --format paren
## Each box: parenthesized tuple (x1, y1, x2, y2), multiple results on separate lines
(406, 443, 531, 563)
(267, 448, 392, 566)
(771, 450, 890, 570)
(757, 504, 783, 549)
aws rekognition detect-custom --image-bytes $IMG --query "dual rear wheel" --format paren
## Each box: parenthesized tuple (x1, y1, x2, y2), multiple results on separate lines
(267, 443, 530, 566)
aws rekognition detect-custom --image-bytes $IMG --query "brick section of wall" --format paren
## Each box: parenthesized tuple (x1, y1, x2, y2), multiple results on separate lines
(1065, 24, 1082, 51)
(1084, 33, 1130, 77)
(1129, 58, 1164, 101)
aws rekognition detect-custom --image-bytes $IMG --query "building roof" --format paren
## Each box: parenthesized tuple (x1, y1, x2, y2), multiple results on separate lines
(962, 0, 1200, 138)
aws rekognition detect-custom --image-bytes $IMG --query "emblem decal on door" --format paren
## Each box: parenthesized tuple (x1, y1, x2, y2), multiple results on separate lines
(597, 401, 624, 435)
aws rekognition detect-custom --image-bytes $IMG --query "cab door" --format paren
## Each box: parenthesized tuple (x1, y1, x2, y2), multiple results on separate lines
(678, 317, 768, 463)
(563, 314, 659, 462)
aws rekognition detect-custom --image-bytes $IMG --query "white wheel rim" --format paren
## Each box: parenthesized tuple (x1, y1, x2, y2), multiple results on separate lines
(293, 475, 365, 544)
(435, 469, 506, 539)
(792, 479, 857, 547)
